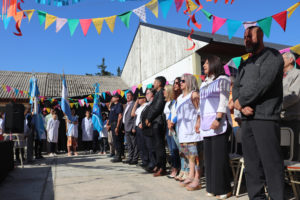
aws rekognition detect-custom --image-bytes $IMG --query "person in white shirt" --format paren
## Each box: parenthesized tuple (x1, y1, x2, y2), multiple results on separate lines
(99, 113, 109, 155)
(47, 111, 60, 156)
(82, 110, 93, 154)
(66, 109, 79, 156)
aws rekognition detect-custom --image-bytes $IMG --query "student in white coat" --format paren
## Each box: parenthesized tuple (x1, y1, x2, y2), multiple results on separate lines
(47, 112, 60, 156)
(82, 110, 94, 154)
(66, 109, 79, 156)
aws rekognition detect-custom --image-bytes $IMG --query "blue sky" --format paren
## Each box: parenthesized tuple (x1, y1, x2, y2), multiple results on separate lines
(0, 0, 299, 75)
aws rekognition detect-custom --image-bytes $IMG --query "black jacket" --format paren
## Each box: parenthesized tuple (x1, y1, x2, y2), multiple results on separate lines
(233, 47, 284, 121)
(140, 103, 153, 136)
(146, 89, 166, 125)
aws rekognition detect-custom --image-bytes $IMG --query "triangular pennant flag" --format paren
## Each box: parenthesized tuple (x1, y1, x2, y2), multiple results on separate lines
(138, 83, 142, 89)
(186, 0, 198, 13)
(75, 103, 79, 109)
(92, 18, 104, 35)
(243, 21, 257, 29)
(80, 19, 92, 36)
(70, 103, 74, 108)
(90, 103, 93, 108)
(212, 16, 227, 35)
(37, 10, 46, 25)
(291, 44, 300, 55)
(175, 0, 184, 12)
(279, 48, 291, 54)
(224, 64, 231, 76)
(297, 57, 300, 66)
(147, 83, 153, 88)
(201, 9, 212, 21)
(3, 16, 12, 30)
(6, 86, 11, 93)
(232, 57, 242, 69)
(102, 92, 106, 100)
(120, 90, 125, 97)
(13, 11, 23, 27)
(272, 11, 287, 31)
(287, 2, 300, 18)
(257, 16, 272, 38)
(105, 15, 117, 33)
(241, 53, 250, 61)
(132, 86, 137, 93)
(24, 10, 35, 22)
(20, 90, 23, 96)
(193, 75, 200, 82)
(56, 18, 67, 32)
(227, 19, 242, 39)
(2, 85, 6, 92)
(45, 14, 57, 30)
(14, 88, 19, 95)
(158, 0, 173, 19)
(46, 108, 51, 113)
(133, 5, 147, 22)
(68, 19, 80, 36)
(118, 11, 132, 28)
(146, 0, 159, 18)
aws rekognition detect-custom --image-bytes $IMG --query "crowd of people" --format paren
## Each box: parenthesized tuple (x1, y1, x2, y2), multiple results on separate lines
(1, 26, 300, 200)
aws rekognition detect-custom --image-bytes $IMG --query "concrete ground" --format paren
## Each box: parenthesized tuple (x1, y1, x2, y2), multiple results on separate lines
(0, 153, 250, 200)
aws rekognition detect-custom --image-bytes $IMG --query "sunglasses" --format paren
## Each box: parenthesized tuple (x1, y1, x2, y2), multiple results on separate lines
(180, 80, 186, 83)
(174, 81, 180, 85)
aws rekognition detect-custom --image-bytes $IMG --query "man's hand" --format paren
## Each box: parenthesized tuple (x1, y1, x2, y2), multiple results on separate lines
(115, 127, 119, 136)
(132, 129, 136, 134)
(210, 120, 220, 130)
(167, 121, 174, 131)
(195, 123, 200, 134)
(241, 106, 254, 116)
(145, 119, 151, 127)
(228, 99, 234, 110)
(138, 124, 143, 129)
(234, 99, 242, 111)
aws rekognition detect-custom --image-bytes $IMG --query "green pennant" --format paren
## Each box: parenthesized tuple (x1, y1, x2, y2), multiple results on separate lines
(68, 19, 80, 36)
(37, 10, 46, 25)
(201, 9, 212, 21)
(257, 16, 273, 38)
(75, 102, 79, 109)
(232, 57, 242, 69)
(118, 11, 132, 28)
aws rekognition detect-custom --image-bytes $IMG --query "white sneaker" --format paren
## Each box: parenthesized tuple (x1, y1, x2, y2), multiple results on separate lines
(216, 192, 232, 199)
(206, 192, 214, 197)
(49, 153, 54, 157)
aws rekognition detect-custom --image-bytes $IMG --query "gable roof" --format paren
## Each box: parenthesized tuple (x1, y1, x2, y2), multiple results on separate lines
(0, 70, 128, 100)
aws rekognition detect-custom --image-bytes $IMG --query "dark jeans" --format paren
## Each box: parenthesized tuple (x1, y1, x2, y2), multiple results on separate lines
(111, 122, 124, 159)
(204, 128, 231, 195)
(49, 142, 56, 153)
(280, 120, 300, 161)
(136, 126, 149, 164)
(144, 134, 156, 169)
(35, 139, 43, 158)
(166, 131, 180, 169)
(152, 123, 166, 170)
(125, 131, 138, 162)
(242, 120, 284, 200)
(99, 137, 108, 153)
(83, 141, 93, 151)
(93, 131, 99, 153)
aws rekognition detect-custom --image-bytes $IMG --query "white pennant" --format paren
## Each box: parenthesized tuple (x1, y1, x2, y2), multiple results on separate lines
(56, 18, 67, 33)
(133, 5, 147, 22)
(243, 21, 257, 30)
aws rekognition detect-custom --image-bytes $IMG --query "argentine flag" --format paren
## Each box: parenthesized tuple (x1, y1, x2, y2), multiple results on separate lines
(61, 76, 76, 122)
(92, 83, 103, 134)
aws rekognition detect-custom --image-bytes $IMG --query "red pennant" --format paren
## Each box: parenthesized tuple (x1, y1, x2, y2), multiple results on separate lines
(297, 57, 300, 66)
(80, 19, 92, 36)
(20, 91, 23, 96)
(175, 0, 184, 12)
(272, 11, 287, 31)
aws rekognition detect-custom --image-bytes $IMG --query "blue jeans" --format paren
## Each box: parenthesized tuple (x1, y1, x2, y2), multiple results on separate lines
(166, 130, 181, 169)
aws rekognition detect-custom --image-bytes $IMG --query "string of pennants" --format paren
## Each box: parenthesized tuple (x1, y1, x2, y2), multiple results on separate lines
(224, 44, 300, 76)
(35, 0, 83, 7)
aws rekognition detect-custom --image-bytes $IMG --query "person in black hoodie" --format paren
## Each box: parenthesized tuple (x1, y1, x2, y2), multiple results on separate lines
(233, 26, 284, 200)
(145, 76, 167, 177)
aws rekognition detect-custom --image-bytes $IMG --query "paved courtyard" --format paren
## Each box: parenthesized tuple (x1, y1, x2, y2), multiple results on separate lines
(0, 153, 249, 200)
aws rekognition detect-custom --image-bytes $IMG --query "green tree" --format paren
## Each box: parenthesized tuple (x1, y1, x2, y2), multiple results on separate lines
(97, 58, 113, 76)
(117, 66, 122, 76)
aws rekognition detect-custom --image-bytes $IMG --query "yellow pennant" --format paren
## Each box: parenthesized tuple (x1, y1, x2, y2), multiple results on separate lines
(241, 53, 250, 61)
(92, 18, 104, 35)
(138, 83, 142, 89)
(291, 44, 300, 55)
(2, 85, 6, 91)
(105, 15, 117, 33)
(70, 103, 74, 108)
(24, 9, 35, 22)
(193, 74, 200, 82)
(186, 0, 198, 13)
(287, 2, 300, 18)
(89, 103, 94, 108)
(46, 108, 51, 113)
(120, 90, 125, 97)
(45, 14, 57, 30)
(146, 0, 159, 18)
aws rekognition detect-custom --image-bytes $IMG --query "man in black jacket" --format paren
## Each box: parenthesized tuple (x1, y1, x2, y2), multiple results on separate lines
(145, 76, 167, 177)
(233, 26, 284, 200)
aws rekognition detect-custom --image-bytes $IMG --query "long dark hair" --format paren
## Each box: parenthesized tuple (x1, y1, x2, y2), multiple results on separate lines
(173, 77, 182, 100)
(207, 55, 225, 80)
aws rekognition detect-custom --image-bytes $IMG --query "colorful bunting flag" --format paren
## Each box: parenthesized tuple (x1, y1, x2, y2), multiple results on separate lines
(287, 2, 300, 18)
(224, 64, 231, 76)
(13, 11, 23, 27)
(120, 90, 125, 97)
(92, 18, 104, 35)
(3, 16, 11, 30)
(80, 19, 92, 36)
(132, 86, 137, 93)
(68, 19, 80, 36)
(45, 14, 57, 30)
(212, 15, 227, 35)
(147, 83, 153, 88)
(56, 18, 67, 32)
(37, 10, 46, 25)
(118, 11, 132, 28)
(232, 57, 242, 68)
(291, 44, 300, 55)
(105, 15, 117, 33)
(24, 10, 35, 22)
(14, 88, 19, 95)
(243, 21, 257, 30)
(186, 0, 198, 13)
(227, 19, 242, 39)
(174, 0, 184, 12)
(6, 86, 11, 92)
(241, 53, 250, 61)
(257, 16, 272, 38)
(158, 0, 173, 19)
(133, 5, 146, 22)
(146, 0, 159, 18)
(272, 11, 287, 31)
(201, 9, 212, 21)
(102, 92, 106, 100)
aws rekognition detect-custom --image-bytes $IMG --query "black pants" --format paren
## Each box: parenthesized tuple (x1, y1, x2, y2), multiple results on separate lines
(15, 148, 25, 161)
(35, 139, 43, 158)
(204, 128, 231, 195)
(144, 134, 156, 168)
(111, 122, 124, 159)
(99, 137, 108, 153)
(242, 120, 284, 200)
(152, 123, 166, 170)
(136, 127, 149, 164)
(83, 141, 93, 151)
(125, 131, 138, 162)
(49, 142, 56, 153)
(280, 120, 300, 161)
(93, 131, 99, 153)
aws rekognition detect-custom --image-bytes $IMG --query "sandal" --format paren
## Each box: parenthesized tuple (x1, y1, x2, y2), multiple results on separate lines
(175, 171, 184, 181)
(180, 177, 193, 187)
(186, 180, 202, 191)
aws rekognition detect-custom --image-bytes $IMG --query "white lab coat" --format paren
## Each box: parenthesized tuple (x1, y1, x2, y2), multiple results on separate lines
(81, 117, 93, 141)
(47, 118, 60, 143)
(67, 116, 79, 138)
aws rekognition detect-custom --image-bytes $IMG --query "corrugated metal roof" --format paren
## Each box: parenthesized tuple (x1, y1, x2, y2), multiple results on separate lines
(0, 71, 128, 99)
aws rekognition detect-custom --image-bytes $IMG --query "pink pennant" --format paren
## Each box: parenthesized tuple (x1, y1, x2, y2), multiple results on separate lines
(243, 21, 257, 30)
(80, 19, 92, 36)
(132, 86, 137, 94)
(212, 16, 227, 35)
(166, 81, 169, 85)
(279, 48, 290, 54)
(224, 64, 231, 76)
(112, 91, 116, 95)
(175, 0, 184, 12)
(6, 86, 11, 92)
(79, 99, 85, 107)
